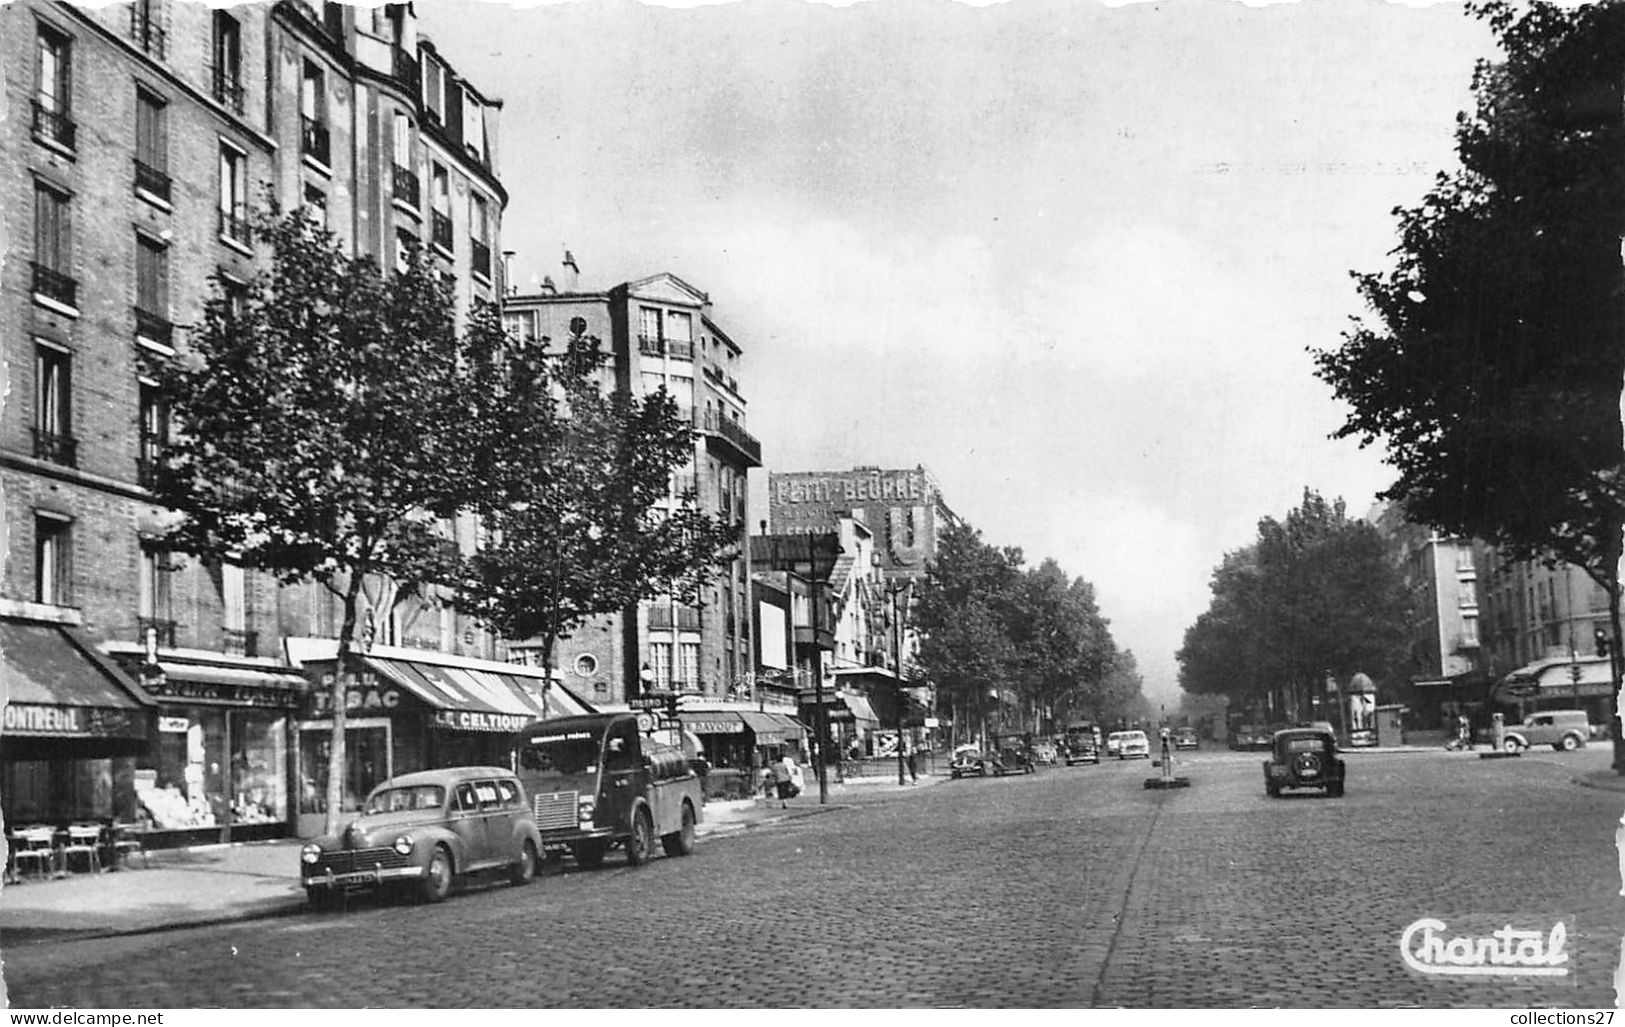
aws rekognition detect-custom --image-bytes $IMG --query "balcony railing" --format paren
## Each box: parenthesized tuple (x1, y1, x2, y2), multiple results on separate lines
(31, 100, 76, 149)
(137, 455, 160, 490)
(219, 207, 252, 246)
(431, 210, 453, 251)
(31, 262, 77, 308)
(698, 409, 762, 466)
(666, 338, 694, 360)
(138, 616, 177, 649)
(212, 69, 245, 115)
(470, 238, 491, 279)
(221, 627, 259, 658)
(32, 428, 78, 467)
(130, 7, 167, 58)
(392, 164, 420, 208)
(135, 307, 174, 347)
(133, 158, 172, 202)
(638, 334, 665, 357)
(301, 117, 330, 165)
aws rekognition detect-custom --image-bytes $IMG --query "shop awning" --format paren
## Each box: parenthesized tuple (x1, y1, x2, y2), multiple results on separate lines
(359, 653, 595, 733)
(1, 620, 154, 740)
(740, 710, 805, 743)
(1495, 656, 1615, 702)
(144, 661, 308, 707)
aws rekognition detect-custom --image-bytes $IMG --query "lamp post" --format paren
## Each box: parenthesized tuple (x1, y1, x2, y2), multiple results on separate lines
(885, 578, 913, 786)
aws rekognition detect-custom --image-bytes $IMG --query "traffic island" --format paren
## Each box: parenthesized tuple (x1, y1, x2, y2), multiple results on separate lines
(1145, 747, 1191, 789)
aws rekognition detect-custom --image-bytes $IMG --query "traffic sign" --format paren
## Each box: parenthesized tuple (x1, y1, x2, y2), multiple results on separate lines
(628, 693, 674, 712)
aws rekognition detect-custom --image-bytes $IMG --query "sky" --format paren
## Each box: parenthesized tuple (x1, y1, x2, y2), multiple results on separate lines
(416, 0, 1501, 709)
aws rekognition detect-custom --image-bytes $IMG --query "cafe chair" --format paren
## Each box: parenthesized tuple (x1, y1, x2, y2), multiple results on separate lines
(59, 822, 104, 874)
(110, 823, 149, 870)
(11, 826, 57, 881)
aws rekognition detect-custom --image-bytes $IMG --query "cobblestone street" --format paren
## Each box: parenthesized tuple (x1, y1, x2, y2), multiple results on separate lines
(4, 747, 1621, 1007)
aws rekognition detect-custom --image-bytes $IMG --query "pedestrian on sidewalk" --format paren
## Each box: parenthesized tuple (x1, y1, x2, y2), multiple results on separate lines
(772, 753, 801, 807)
(904, 740, 918, 783)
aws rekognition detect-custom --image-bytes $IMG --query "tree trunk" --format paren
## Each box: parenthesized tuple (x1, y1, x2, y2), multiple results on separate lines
(1609, 578, 1623, 774)
(324, 575, 365, 836)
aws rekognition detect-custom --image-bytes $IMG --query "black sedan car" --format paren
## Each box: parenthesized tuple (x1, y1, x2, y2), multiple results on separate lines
(1263, 728, 1345, 798)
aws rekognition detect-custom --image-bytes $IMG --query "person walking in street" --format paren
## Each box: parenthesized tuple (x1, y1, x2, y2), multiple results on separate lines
(772, 752, 801, 807)
(904, 739, 918, 783)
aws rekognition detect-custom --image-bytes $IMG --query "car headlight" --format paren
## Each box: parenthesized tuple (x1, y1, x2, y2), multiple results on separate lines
(393, 836, 414, 856)
(301, 843, 322, 865)
(578, 797, 595, 821)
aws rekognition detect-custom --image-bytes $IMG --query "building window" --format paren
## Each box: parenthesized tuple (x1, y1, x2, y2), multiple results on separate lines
(134, 86, 171, 202)
(302, 183, 328, 228)
(666, 311, 693, 358)
(138, 375, 167, 488)
(219, 272, 249, 321)
(221, 562, 251, 654)
(34, 23, 75, 150)
(1460, 614, 1480, 650)
(422, 55, 444, 124)
(130, 0, 166, 58)
(430, 163, 452, 251)
(135, 233, 170, 342)
(650, 642, 673, 690)
(395, 229, 418, 274)
(463, 89, 485, 162)
(32, 181, 75, 310)
(218, 143, 249, 245)
(34, 342, 74, 466)
(391, 112, 418, 207)
(468, 194, 490, 279)
(35, 514, 72, 607)
(211, 12, 243, 113)
(138, 541, 175, 629)
(678, 642, 701, 692)
(300, 60, 329, 166)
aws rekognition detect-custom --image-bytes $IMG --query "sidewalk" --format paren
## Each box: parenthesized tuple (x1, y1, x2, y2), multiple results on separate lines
(1573, 768, 1625, 793)
(0, 780, 933, 945)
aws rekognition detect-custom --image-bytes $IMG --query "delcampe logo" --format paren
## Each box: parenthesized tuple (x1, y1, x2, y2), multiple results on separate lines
(1399, 917, 1571, 977)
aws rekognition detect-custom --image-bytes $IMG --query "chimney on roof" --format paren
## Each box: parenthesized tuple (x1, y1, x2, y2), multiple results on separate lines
(562, 249, 580, 292)
(540, 275, 556, 296)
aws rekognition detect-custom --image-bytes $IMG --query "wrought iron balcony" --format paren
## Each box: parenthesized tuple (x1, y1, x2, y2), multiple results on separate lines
(135, 307, 173, 347)
(470, 238, 491, 279)
(212, 69, 245, 115)
(31, 100, 76, 149)
(138, 616, 177, 649)
(137, 455, 159, 490)
(638, 334, 665, 357)
(666, 338, 694, 360)
(32, 429, 77, 467)
(431, 210, 453, 251)
(698, 409, 762, 467)
(219, 208, 252, 245)
(221, 627, 259, 658)
(130, 7, 167, 58)
(301, 117, 330, 165)
(392, 164, 420, 208)
(31, 262, 77, 308)
(133, 159, 172, 202)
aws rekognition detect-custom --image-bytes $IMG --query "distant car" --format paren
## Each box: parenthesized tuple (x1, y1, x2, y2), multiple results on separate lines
(301, 766, 543, 906)
(950, 750, 993, 778)
(990, 746, 1036, 776)
(1062, 723, 1101, 765)
(1230, 725, 1272, 751)
(1031, 741, 1059, 765)
(1501, 710, 1590, 753)
(1263, 728, 1345, 798)
(1110, 730, 1150, 759)
(1171, 727, 1199, 751)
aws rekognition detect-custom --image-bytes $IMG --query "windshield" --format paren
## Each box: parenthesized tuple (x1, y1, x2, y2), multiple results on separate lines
(1123, 732, 1147, 742)
(364, 785, 444, 814)
(519, 734, 602, 778)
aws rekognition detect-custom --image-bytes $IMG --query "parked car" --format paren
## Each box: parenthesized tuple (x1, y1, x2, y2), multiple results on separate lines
(1229, 724, 1270, 751)
(990, 746, 1036, 775)
(1031, 741, 1059, 765)
(1062, 722, 1102, 765)
(1171, 727, 1199, 751)
(1110, 730, 1150, 759)
(1500, 710, 1591, 753)
(1263, 728, 1345, 798)
(950, 750, 994, 778)
(301, 766, 543, 906)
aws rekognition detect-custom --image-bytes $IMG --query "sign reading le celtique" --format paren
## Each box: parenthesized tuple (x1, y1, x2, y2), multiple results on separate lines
(431, 709, 530, 733)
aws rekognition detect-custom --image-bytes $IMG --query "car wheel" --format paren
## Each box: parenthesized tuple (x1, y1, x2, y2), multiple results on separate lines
(1502, 737, 1522, 754)
(420, 846, 452, 903)
(1266, 784, 1280, 798)
(570, 840, 606, 869)
(1328, 782, 1345, 798)
(509, 839, 538, 886)
(1560, 734, 1581, 752)
(625, 808, 656, 866)
(662, 802, 697, 857)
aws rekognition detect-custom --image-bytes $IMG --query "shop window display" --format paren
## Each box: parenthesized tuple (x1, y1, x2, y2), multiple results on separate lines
(137, 709, 227, 829)
(230, 712, 287, 825)
(299, 724, 390, 814)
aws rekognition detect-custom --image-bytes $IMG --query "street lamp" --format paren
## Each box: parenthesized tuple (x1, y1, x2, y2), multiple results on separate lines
(885, 578, 913, 785)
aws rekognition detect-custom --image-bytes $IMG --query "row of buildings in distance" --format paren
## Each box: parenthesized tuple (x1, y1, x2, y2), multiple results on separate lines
(1, 0, 958, 842)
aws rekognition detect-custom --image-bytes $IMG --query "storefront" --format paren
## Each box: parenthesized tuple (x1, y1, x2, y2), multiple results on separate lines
(121, 657, 307, 846)
(294, 644, 595, 837)
(0, 618, 156, 829)
(1496, 655, 1615, 728)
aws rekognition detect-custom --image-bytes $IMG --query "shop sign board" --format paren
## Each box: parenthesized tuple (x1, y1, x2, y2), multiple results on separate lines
(3, 703, 142, 739)
(685, 718, 746, 735)
(159, 715, 191, 733)
(430, 709, 532, 734)
(308, 679, 402, 716)
(147, 676, 303, 708)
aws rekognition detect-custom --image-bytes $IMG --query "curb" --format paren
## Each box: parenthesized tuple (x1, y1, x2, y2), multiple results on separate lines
(1, 895, 308, 948)
(696, 803, 845, 839)
(1572, 773, 1625, 794)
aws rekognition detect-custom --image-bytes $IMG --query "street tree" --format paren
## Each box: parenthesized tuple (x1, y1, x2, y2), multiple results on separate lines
(153, 209, 481, 834)
(452, 324, 738, 686)
(1008, 559, 1116, 728)
(1177, 489, 1413, 720)
(1311, 2, 1625, 762)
